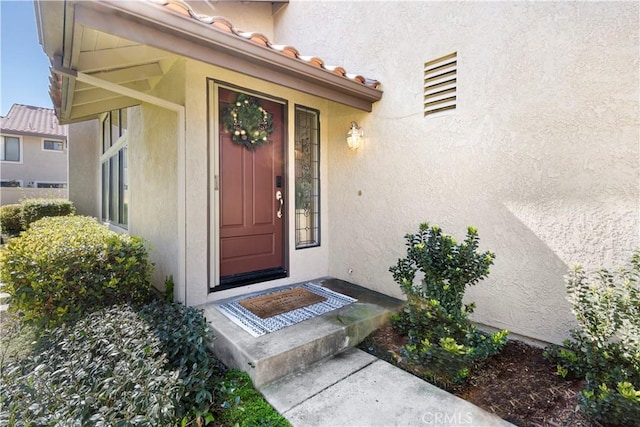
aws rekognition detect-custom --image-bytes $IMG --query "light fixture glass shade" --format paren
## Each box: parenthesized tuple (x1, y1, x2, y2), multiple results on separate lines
(346, 121, 363, 150)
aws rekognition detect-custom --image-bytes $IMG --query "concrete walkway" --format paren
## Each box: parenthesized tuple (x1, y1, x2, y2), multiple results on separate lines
(260, 347, 514, 427)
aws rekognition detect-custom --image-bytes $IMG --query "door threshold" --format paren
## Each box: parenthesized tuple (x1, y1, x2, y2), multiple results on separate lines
(213, 267, 288, 292)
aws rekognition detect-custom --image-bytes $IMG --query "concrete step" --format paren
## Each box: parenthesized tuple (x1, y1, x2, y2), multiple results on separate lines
(199, 278, 403, 387)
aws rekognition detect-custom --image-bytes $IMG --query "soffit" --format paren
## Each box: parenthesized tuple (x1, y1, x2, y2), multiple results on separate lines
(41, 0, 382, 124)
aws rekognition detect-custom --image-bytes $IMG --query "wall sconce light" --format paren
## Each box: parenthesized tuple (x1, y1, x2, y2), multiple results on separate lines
(346, 121, 363, 150)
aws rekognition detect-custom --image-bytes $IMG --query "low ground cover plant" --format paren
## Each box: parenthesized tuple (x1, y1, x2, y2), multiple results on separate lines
(0, 215, 152, 328)
(545, 249, 640, 426)
(389, 223, 508, 388)
(0, 305, 184, 425)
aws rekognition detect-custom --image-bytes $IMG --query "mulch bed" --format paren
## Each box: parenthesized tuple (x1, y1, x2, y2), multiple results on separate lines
(359, 323, 604, 427)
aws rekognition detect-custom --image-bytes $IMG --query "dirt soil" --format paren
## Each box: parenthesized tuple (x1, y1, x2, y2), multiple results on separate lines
(359, 323, 604, 427)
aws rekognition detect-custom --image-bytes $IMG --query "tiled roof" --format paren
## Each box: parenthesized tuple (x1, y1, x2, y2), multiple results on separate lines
(1, 104, 68, 138)
(151, 0, 381, 89)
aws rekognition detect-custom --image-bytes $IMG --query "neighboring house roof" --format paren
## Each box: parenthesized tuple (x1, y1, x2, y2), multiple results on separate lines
(153, 0, 381, 90)
(0, 104, 68, 139)
(36, 0, 383, 123)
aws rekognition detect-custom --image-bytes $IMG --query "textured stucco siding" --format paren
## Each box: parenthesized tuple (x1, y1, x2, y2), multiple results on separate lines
(275, 1, 639, 344)
(68, 120, 100, 216)
(127, 61, 183, 290)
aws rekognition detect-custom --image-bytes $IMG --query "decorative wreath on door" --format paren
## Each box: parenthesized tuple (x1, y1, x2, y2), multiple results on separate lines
(223, 94, 274, 150)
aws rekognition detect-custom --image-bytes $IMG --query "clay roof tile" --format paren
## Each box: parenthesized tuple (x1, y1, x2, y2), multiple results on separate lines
(154, 0, 380, 89)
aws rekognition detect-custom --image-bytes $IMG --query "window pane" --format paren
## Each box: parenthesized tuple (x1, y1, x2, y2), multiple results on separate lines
(102, 162, 109, 220)
(3, 137, 20, 161)
(36, 182, 66, 188)
(109, 156, 118, 222)
(294, 106, 320, 249)
(118, 147, 128, 227)
(103, 114, 111, 153)
(111, 111, 120, 146)
(44, 140, 63, 151)
(120, 108, 128, 134)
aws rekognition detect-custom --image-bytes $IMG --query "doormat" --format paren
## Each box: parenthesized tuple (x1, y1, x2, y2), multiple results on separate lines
(239, 287, 327, 319)
(216, 283, 357, 337)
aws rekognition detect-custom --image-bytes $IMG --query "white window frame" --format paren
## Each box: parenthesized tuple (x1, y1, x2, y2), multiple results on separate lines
(0, 135, 23, 164)
(34, 181, 67, 189)
(0, 179, 23, 188)
(100, 109, 129, 230)
(42, 138, 66, 153)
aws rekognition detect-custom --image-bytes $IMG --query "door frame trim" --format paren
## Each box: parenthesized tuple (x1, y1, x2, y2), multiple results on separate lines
(207, 79, 289, 291)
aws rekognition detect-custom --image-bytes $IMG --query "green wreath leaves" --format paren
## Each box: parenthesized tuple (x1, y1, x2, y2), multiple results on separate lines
(223, 94, 274, 150)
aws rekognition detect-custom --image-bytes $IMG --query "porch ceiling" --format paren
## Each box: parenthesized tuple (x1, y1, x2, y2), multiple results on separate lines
(58, 27, 178, 122)
(36, 0, 383, 124)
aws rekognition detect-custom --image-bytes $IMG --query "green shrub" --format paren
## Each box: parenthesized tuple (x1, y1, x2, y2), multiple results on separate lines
(389, 223, 508, 387)
(544, 249, 640, 426)
(0, 305, 184, 426)
(0, 215, 153, 328)
(20, 198, 75, 229)
(0, 204, 23, 236)
(138, 300, 218, 424)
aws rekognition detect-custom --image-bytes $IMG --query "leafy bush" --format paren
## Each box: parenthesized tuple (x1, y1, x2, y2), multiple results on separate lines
(0, 301, 282, 426)
(138, 300, 218, 424)
(0, 305, 184, 426)
(0, 204, 22, 236)
(0, 215, 153, 328)
(20, 198, 75, 229)
(545, 249, 640, 426)
(389, 223, 508, 387)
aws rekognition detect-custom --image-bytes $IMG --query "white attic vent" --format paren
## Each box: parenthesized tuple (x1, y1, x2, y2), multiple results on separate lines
(423, 52, 457, 116)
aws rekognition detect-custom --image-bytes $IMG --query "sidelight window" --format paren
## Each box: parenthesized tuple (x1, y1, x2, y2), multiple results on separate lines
(294, 105, 320, 248)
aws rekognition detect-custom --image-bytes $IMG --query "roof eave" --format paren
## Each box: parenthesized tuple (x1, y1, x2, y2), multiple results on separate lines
(69, 0, 381, 113)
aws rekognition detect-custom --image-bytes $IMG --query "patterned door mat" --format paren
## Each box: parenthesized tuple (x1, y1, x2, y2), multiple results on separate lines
(239, 287, 327, 319)
(216, 283, 357, 337)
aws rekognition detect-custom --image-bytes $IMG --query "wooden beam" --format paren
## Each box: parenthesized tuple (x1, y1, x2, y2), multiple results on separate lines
(72, 81, 151, 105)
(76, 44, 171, 73)
(74, 63, 163, 90)
(69, 96, 140, 120)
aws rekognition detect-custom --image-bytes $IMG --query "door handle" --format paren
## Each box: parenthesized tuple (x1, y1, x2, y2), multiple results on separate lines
(276, 190, 283, 218)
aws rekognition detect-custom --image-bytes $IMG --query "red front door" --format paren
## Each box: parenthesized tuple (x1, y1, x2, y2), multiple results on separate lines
(218, 87, 286, 286)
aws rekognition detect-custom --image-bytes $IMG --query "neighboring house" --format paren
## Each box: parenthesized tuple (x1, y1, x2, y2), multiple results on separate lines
(0, 104, 68, 205)
(35, 0, 639, 345)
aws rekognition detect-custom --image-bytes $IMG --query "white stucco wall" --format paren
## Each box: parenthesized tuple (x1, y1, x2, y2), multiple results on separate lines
(68, 120, 100, 216)
(128, 60, 183, 290)
(275, 1, 640, 344)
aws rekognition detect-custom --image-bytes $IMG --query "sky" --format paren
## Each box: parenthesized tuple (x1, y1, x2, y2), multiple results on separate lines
(1, 0, 52, 116)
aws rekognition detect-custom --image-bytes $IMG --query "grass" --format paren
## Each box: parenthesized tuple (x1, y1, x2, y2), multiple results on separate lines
(219, 370, 291, 427)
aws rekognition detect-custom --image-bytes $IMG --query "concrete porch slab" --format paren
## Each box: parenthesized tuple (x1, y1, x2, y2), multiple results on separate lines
(199, 278, 403, 387)
(271, 349, 514, 427)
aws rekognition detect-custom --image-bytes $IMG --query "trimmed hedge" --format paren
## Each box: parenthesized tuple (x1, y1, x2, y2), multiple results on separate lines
(20, 198, 75, 229)
(0, 215, 153, 327)
(0, 204, 22, 236)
